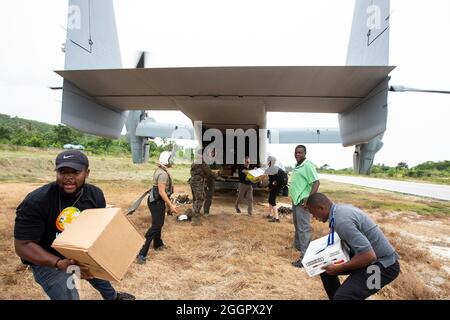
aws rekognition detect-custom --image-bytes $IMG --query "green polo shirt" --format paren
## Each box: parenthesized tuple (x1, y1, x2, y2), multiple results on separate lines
(289, 159, 319, 206)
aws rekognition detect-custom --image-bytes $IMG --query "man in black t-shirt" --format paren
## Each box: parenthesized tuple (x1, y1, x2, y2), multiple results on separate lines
(14, 150, 135, 300)
(234, 156, 257, 215)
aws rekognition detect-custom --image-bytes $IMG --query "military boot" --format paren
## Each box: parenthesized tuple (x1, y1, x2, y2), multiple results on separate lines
(191, 214, 202, 226)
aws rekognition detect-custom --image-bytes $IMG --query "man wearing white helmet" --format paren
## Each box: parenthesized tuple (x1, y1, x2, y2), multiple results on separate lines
(136, 151, 177, 264)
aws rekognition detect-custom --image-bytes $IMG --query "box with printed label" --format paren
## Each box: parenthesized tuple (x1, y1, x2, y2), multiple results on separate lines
(246, 168, 265, 183)
(301, 232, 350, 277)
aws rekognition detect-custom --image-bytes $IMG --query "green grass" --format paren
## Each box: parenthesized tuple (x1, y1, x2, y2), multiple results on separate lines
(2, 148, 449, 217)
(319, 181, 450, 217)
(0, 146, 191, 184)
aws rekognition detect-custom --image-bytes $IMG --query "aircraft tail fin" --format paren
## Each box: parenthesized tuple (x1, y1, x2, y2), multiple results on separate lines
(344, 0, 391, 174)
(61, 0, 126, 138)
(64, 0, 122, 69)
(346, 0, 390, 66)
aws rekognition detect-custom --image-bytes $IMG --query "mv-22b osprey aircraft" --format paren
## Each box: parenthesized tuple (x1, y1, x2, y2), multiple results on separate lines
(55, 0, 447, 187)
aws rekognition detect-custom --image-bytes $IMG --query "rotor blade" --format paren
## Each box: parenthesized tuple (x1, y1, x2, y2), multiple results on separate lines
(390, 85, 450, 94)
(136, 51, 146, 68)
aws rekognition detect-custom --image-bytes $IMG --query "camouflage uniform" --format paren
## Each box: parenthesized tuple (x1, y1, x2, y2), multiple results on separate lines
(189, 163, 215, 217)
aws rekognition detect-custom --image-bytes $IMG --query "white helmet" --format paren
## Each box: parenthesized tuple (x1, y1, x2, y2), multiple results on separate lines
(265, 154, 285, 175)
(159, 151, 173, 166)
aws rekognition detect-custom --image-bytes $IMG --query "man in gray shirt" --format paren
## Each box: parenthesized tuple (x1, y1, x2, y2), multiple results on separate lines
(306, 193, 400, 300)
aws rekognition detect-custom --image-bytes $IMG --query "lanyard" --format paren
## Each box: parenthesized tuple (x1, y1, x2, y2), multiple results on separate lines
(59, 188, 84, 213)
(327, 205, 336, 246)
(315, 205, 336, 255)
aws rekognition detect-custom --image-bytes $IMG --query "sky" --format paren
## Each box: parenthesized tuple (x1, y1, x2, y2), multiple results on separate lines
(0, 0, 449, 169)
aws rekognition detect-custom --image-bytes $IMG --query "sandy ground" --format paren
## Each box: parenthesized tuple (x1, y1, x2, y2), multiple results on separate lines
(1, 180, 449, 300)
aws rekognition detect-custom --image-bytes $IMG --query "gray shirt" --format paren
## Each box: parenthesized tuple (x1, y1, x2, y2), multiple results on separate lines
(331, 203, 399, 268)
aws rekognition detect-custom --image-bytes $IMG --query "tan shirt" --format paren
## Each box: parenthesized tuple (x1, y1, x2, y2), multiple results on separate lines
(153, 166, 173, 195)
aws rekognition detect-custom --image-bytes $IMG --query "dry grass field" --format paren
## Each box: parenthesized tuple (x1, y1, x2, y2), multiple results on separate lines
(1, 148, 449, 300)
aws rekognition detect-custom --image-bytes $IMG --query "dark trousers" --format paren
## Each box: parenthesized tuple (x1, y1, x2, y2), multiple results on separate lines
(268, 186, 279, 206)
(139, 200, 166, 257)
(320, 261, 400, 300)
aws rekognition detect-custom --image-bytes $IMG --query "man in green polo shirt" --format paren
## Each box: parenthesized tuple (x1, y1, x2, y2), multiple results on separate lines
(289, 145, 320, 268)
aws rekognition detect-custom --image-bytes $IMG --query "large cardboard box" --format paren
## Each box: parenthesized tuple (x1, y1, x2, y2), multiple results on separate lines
(52, 208, 145, 282)
(301, 232, 350, 277)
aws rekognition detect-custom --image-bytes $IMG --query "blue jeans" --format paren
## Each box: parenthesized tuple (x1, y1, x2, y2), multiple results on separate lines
(31, 265, 117, 300)
(292, 203, 312, 254)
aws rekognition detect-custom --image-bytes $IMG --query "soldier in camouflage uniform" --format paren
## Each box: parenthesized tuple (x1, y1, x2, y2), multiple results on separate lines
(188, 157, 216, 226)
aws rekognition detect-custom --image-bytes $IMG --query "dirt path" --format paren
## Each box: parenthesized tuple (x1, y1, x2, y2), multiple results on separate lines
(1, 181, 449, 300)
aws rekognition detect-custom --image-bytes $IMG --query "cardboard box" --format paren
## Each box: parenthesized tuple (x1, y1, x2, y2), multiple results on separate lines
(221, 167, 233, 177)
(246, 168, 265, 183)
(301, 232, 350, 277)
(52, 208, 145, 282)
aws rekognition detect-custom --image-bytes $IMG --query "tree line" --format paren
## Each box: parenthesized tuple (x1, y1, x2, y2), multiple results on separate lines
(0, 114, 130, 155)
(0, 113, 185, 159)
